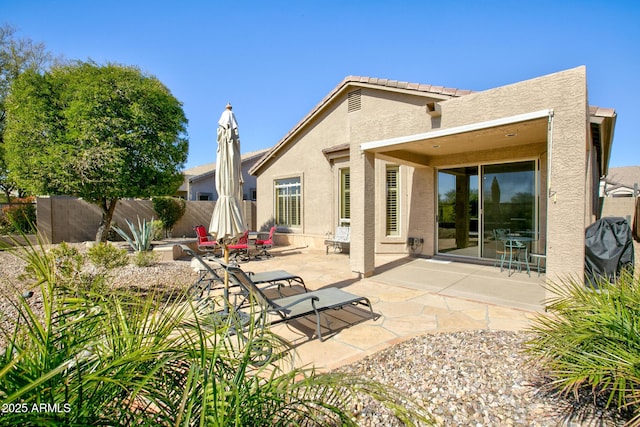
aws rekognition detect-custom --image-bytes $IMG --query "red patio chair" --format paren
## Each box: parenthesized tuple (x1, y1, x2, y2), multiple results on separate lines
(228, 230, 250, 262)
(254, 226, 276, 258)
(194, 225, 219, 256)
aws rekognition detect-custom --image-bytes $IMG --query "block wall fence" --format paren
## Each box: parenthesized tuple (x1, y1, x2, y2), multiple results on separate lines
(35, 196, 257, 244)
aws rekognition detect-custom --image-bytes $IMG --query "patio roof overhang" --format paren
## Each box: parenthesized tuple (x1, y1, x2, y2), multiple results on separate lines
(360, 109, 553, 168)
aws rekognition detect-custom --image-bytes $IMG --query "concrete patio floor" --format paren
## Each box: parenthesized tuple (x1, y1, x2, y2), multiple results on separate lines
(220, 245, 546, 372)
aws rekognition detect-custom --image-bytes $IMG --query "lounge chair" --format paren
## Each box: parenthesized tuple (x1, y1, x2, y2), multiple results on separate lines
(194, 225, 220, 256)
(254, 226, 276, 258)
(324, 226, 350, 254)
(225, 265, 375, 341)
(181, 245, 307, 304)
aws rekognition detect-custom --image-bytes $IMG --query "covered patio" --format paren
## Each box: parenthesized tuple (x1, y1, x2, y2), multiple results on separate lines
(346, 67, 616, 291)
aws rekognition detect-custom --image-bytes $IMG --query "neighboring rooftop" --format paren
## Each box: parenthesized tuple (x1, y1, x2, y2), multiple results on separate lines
(183, 148, 269, 180)
(604, 165, 640, 194)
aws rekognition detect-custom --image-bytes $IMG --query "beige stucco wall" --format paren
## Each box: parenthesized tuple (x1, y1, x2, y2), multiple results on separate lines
(601, 197, 636, 222)
(255, 88, 441, 247)
(255, 96, 347, 238)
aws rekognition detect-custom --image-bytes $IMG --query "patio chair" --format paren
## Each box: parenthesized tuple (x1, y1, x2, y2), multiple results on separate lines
(254, 226, 276, 258)
(228, 230, 250, 262)
(492, 228, 510, 268)
(194, 225, 220, 256)
(529, 252, 546, 277)
(324, 226, 350, 254)
(225, 264, 375, 341)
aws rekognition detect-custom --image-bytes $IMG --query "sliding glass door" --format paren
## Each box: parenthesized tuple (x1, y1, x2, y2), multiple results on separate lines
(482, 161, 537, 260)
(437, 167, 479, 257)
(437, 161, 538, 259)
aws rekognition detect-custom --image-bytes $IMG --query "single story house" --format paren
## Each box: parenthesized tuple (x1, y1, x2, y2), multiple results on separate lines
(178, 149, 268, 201)
(250, 66, 616, 284)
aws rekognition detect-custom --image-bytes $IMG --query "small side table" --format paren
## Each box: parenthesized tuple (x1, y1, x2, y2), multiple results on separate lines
(529, 253, 546, 277)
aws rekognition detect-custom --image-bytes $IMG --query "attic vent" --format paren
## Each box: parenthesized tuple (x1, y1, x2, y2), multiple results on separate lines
(348, 89, 361, 112)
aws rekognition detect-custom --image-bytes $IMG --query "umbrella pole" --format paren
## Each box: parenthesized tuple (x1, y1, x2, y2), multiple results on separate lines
(223, 245, 230, 314)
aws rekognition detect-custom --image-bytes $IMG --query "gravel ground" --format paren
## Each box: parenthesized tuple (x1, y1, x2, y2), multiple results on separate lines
(0, 243, 198, 349)
(0, 243, 632, 426)
(339, 330, 629, 426)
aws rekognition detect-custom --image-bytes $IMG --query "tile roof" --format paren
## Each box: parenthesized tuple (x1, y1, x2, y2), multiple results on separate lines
(342, 76, 474, 97)
(590, 105, 616, 118)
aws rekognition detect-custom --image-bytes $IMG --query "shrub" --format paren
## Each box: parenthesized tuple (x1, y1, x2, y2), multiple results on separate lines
(20, 241, 108, 297)
(526, 273, 640, 424)
(1, 197, 36, 234)
(153, 197, 186, 238)
(48, 241, 84, 277)
(151, 219, 164, 241)
(87, 242, 129, 269)
(131, 250, 160, 267)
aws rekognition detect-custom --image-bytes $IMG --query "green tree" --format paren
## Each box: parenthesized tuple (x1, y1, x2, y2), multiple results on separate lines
(0, 24, 53, 201)
(4, 61, 188, 241)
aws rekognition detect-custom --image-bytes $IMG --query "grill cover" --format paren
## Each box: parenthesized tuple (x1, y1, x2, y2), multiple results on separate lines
(585, 217, 634, 287)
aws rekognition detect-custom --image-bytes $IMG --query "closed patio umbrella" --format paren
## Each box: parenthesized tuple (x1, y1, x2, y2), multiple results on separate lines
(209, 103, 246, 304)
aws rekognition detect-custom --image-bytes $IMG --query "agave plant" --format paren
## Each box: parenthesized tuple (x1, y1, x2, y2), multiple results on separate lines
(0, 238, 434, 426)
(112, 216, 155, 252)
(526, 272, 640, 425)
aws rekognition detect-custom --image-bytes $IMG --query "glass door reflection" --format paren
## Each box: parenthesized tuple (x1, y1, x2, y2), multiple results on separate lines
(482, 161, 537, 261)
(437, 167, 479, 257)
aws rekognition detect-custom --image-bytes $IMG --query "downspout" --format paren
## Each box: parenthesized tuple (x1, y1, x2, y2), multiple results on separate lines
(547, 110, 556, 203)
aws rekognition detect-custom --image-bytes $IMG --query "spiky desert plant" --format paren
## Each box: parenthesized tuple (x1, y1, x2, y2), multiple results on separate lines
(0, 239, 434, 426)
(526, 272, 640, 424)
(112, 216, 155, 252)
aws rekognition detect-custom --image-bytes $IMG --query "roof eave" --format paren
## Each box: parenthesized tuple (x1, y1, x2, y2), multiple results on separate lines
(590, 107, 617, 178)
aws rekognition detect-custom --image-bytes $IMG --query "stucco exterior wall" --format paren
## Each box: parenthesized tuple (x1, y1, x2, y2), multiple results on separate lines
(438, 66, 589, 280)
(255, 88, 440, 245)
(350, 89, 439, 258)
(255, 97, 348, 237)
(404, 166, 435, 256)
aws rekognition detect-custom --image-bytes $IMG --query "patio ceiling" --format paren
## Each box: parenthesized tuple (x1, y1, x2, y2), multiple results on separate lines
(361, 110, 551, 168)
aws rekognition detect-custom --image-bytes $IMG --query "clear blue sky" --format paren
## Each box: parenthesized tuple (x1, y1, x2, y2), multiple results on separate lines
(2, 0, 639, 171)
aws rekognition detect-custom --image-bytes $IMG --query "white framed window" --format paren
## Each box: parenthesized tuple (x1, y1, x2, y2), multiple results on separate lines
(275, 177, 301, 228)
(339, 168, 350, 226)
(386, 165, 400, 236)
